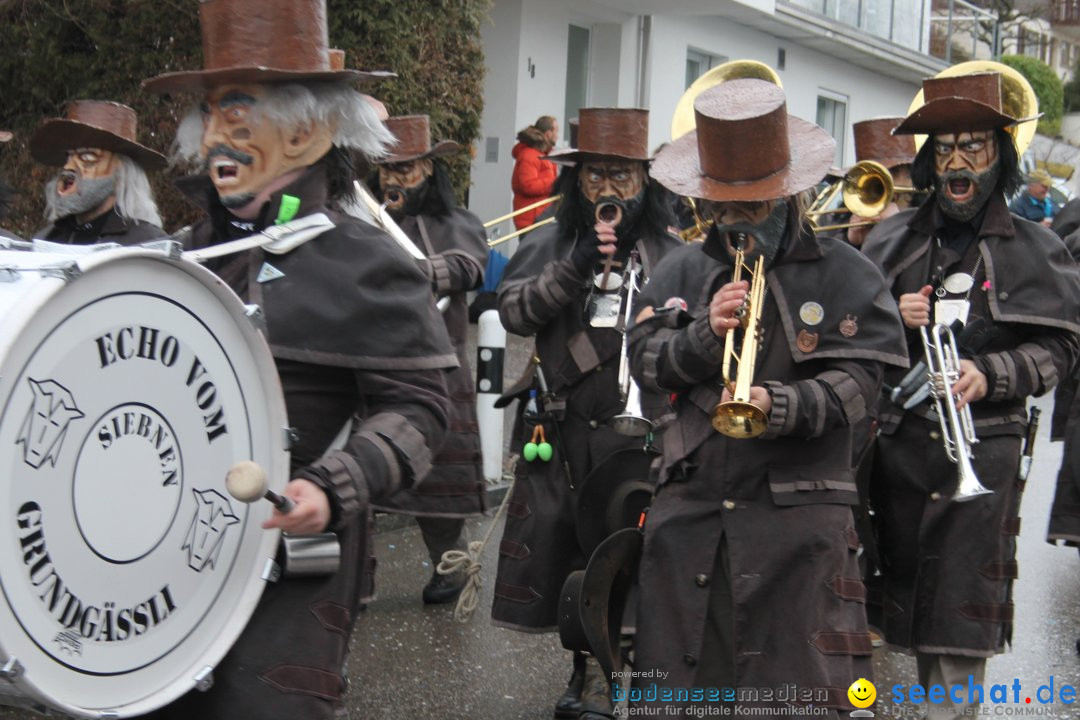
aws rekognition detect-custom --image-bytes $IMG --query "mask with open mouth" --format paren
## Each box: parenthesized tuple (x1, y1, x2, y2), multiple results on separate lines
(45, 172, 117, 222)
(382, 182, 427, 220)
(205, 144, 257, 208)
(707, 200, 789, 270)
(936, 164, 999, 222)
(581, 189, 646, 244)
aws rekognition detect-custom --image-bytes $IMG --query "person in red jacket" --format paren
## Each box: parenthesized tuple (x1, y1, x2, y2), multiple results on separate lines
(511, 115, 558, 231)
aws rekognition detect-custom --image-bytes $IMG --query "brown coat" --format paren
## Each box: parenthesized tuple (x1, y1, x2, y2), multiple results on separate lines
(862, 195, 1080, 656)
(627, 226, 907, 711)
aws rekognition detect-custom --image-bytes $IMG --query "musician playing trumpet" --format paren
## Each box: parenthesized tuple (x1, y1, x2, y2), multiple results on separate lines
(492, 107, 680, 720)
(862, 72, 1080, 719)
(628, 79, 907, 716)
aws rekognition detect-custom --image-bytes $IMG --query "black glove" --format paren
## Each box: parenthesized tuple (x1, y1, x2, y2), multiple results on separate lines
(569, 233, 602, 276)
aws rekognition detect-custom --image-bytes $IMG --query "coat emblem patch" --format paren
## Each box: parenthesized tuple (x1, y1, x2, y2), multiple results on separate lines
(839, 314, 859, 338)
(797, 329, 819, 353)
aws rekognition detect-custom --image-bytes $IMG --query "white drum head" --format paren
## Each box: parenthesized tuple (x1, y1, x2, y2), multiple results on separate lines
(0, 247, 288, 717)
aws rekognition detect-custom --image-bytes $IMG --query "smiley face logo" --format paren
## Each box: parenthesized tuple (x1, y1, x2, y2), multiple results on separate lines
(848, 678, 877, 709)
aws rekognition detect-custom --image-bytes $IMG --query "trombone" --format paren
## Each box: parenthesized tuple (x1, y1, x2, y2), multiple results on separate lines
(808, 161, 917, 233)
(920, 322, 992, 502)
(712, 246, 768, 439)
(485, 195, 561, 247)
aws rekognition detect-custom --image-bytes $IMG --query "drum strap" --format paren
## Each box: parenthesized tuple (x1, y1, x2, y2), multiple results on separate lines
(182, 213, 336, 263)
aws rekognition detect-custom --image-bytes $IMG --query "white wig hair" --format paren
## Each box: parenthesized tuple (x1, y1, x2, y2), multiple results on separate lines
(44, 155, 162, 226)
(172, 81, 394, 167)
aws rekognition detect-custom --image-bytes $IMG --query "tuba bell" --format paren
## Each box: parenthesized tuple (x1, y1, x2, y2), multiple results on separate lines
(712, 246, 768, 439)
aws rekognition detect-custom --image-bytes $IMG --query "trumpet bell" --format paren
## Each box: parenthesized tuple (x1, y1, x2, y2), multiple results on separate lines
(906, 60, 1039, 156)
(611, 413, 653, 438)
(843, 160, 893, 218)
(712, 401, 768, 439)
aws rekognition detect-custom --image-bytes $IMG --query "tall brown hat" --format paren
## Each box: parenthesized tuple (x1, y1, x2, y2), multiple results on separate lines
(30, 101, 166, 171)
(547, 108, 650, 164)
(143, 0, 392, 94)
(377, 115, 460, 164)
(893, 73, 1020, 135)
(651, 79, 835, 202)
(853, 117, 915, 169)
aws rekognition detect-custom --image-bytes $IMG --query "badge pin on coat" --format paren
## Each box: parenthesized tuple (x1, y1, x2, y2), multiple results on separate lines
(257, 262, 285, 283)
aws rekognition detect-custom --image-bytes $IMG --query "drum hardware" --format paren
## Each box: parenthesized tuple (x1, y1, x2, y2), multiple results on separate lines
(611, 251, 652, 438)
(920, 322, 992, 502)
(0, 267, 17, 283)
(283, 426, 299, 450)
(181, 213, 335, 263)
(712, 245, 768, 438)
(262, 558, 282, 583)
(243, 303, 267, 331)
(0, 658, 22, 681)
(193, 666, 214, 692)
(40, 261, 81, 282)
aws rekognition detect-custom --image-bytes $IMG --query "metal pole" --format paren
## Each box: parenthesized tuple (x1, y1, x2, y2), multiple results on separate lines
(946, 0, 954, 64)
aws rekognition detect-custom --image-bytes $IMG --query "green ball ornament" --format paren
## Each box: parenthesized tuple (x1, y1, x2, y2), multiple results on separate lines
(523, 442, 539, 462)
(537, 442, 553, 462)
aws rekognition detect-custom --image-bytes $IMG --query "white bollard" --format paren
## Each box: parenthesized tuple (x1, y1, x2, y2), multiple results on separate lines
(476, 309, 506, 483)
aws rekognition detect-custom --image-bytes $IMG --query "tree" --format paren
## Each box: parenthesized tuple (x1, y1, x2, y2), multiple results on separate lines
(1001, 54, 1064, 136)
(0, 0, 489, 236)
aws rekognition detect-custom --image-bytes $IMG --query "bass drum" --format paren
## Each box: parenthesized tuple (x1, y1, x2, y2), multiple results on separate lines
(0, 245, 288, 718)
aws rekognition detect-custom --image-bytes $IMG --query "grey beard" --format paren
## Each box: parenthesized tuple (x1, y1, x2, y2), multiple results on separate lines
(936, 164, 1000, 222)
(713, 201, 788, 269)
(46, 174, 116, 222)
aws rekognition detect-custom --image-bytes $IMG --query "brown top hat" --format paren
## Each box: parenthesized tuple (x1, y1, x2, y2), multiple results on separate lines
(30, 100, 166, 171)
(144, 0, 393, 94)
(894, 73, 1019, 135)
(854, 117, 915, 169)
(651, 79, 835, 203)
(377, 115, 460, 164)
(547, 108, 650, 164)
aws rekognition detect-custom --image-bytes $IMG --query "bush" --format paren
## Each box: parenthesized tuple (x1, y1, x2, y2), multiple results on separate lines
(0, 0, 488, 237)
(1001, 54, 1064, 137)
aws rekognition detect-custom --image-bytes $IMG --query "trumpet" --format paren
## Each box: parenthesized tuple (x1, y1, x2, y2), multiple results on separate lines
(920, 322, 992, 502)
(808, 161, 918, 233)
(712, 247, 768, 439)
(611, 251, 652, 437)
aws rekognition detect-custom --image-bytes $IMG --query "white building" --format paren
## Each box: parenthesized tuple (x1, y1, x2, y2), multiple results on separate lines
(469, 0, 947, 233)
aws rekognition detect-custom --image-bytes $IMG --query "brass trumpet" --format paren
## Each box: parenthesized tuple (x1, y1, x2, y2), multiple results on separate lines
(611, 251, 652, 437)
(809, 161, 917, 233)
(920, 322, 992, 502)
(712, 247, 768, 439)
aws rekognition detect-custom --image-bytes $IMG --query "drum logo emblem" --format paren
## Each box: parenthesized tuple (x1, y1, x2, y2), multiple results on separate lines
(182, 488, 239, 572)
(16, 378, 84, 469)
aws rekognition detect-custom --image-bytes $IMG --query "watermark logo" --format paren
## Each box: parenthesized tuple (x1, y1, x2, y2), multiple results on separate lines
(849, 678, 877, 717)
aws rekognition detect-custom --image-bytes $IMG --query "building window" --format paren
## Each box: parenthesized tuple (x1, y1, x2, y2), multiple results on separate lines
(816, 92, 848, 167)
(564, 24, 590, 145)
(1061, 41, 1071, 69)
(686, 49, 726, 88)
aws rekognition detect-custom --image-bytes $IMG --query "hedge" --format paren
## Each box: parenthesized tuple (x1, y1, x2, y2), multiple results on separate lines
(1001, 54, 1064, 138)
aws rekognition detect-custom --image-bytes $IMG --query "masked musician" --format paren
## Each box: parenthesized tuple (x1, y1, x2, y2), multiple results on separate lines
(493, 107, 679, 719)
(370, 114, 488, 604)
(628, 79, 907, 716)
(30, 100, 165, 245)
(0, 129, 20, 243)
(862, 72, 1080, 719)
(844, 117, 919, 248)
(141, 1, 456, 718)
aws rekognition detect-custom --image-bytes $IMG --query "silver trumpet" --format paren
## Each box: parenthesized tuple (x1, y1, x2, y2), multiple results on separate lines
(920, 322, 992, 502)
(611, 251, 652, 437)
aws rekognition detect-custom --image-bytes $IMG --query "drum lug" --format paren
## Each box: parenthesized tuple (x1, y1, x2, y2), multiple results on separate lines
(40, 261, 81, 283)
(0, 266, 19, 283)
(283, 426, 298, 450)
(244, 304, 267, 331)
(193, 665, 215, 692)
(0, 656, 22, 681)
(262, 557, 282, 583)
(98, 712, 119, 719)
(140, 238, 184, 260)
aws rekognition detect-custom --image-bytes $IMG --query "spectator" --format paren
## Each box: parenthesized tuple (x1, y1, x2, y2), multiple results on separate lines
(1008, 167, 1059, 226)
(511, 115, 558, 231)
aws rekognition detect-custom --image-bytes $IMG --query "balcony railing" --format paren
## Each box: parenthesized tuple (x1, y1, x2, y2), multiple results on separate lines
(783, 0, 928, 51)
(1053, 0, 1080, 24)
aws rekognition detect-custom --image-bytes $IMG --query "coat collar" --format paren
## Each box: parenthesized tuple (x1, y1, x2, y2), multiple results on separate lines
(908, 191, 1014, 240)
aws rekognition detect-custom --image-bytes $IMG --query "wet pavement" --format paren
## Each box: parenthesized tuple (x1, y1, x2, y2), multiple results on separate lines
(1, 338, 1079, 718)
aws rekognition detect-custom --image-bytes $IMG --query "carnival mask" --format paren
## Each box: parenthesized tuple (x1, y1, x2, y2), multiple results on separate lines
(378, 158, 433, 219)
(199, 83, 333, 209)
(579, 160, 647, 241)
(45, 148, 119, 222)
(704, 199, 789, 269)
(932, 130, 1000, 223)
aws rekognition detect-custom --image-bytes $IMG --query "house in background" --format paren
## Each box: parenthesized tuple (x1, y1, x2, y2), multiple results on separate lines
(468, 0, 947, 237)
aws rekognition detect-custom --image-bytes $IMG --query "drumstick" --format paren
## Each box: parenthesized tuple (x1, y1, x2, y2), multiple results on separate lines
(225, 461, 295, 513)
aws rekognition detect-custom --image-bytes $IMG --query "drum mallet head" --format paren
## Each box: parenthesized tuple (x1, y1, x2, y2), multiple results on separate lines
(225, 461, 295, 514)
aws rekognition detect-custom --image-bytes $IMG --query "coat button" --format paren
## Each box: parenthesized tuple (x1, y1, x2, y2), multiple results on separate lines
(683, 653, 697, 667)
(930, 491, 942, 501)
(929, 430, 940, 440)
(998, 291, 1009, 301)
(589, 420, 598, 429)
(695, 574, 709, 587)
(722, 500, 736, 510)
